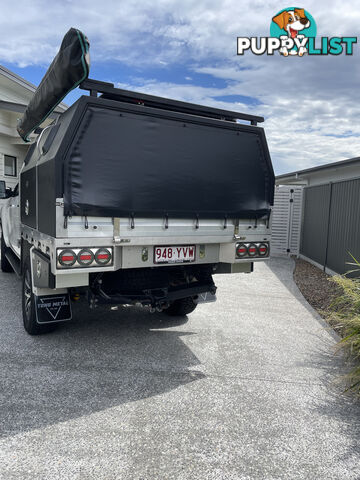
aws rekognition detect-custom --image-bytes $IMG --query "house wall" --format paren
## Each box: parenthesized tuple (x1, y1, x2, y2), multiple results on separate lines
(0, 133, 28, 189)
(0, 74, 32, 189)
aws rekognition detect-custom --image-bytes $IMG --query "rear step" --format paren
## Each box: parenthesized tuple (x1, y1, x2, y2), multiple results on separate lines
(5, 250, 21, 276)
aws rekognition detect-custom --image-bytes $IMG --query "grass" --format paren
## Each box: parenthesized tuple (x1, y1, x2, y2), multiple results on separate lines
(328, 254, 360, 394)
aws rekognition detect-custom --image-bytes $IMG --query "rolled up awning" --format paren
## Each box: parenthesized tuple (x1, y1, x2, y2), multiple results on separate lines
(17, 28, 90, 142)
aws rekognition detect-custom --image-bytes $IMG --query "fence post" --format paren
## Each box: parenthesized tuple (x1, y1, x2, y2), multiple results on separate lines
(323, 182, 333, 273)
(286, 189, 294, 254)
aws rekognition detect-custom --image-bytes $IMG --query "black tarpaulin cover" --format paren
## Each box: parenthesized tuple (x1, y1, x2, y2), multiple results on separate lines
(64, 104, 274, 219)
(17, 28, 90, 142)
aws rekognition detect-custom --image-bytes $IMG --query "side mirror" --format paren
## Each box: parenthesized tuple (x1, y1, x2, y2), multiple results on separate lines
(0, 180, 6, 199)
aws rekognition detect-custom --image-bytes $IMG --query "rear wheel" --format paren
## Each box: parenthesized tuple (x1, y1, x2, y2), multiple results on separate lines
(22, 258, 56, 335)
(163, 297, 197, 317)
(1, 233, 13, 273)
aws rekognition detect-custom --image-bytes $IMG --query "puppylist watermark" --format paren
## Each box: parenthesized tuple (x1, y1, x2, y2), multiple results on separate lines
(237, 8, 357, 57)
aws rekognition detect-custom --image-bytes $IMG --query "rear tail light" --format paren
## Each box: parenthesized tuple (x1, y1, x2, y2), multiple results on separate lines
(77, 249, 94, 266)
(95, 248, 112, 265)
(258, 243, 269, 257)
(236, 244, 248, 257)
(58, 249, 76, 267)
(236, 242, 269, 259)
(57, 247, 113, 269)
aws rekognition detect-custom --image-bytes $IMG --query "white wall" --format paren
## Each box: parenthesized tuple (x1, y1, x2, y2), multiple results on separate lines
(0, 75, 31, 189)
(0, 132, 28, 189)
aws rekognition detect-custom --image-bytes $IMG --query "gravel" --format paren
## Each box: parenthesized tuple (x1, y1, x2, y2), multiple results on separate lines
(293, 258, 342, 318)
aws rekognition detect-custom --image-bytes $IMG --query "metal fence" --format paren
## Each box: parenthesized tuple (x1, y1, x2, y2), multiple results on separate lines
(300, 178, 360, 275)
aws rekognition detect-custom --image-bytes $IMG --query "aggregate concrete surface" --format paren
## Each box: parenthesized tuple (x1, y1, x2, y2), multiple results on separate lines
(0, 256, 359, 480)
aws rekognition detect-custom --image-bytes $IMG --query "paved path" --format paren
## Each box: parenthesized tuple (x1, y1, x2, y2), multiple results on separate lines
(0, 257, 359, 479)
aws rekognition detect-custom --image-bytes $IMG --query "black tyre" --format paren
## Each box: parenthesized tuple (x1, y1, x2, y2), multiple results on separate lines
(163, 297, 197, 317)
(22, 258, 56, 335)
(1, 233, 13, 273)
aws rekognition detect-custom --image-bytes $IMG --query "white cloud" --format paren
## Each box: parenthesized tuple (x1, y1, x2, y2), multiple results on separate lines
(0, 0, 359, 173)
(1, 0, 358, 65)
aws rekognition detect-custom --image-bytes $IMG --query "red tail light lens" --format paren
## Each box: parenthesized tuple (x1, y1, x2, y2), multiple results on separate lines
(95, 248, 112, 265)
(236, 244, 248, 258)
(58, 249, 76, 267)
(247, 243, 257, 257)
(77, 249, 94, 266)
(258, 243, 268, 257)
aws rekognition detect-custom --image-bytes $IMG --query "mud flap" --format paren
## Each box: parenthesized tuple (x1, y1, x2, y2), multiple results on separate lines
(35, 294, 72, 324)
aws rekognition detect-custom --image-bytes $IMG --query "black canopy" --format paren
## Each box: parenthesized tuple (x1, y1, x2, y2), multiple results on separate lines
(63, 99, 274, 220)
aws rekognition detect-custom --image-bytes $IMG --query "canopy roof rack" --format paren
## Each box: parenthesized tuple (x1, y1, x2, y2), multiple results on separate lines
(80, 78, 264, 126)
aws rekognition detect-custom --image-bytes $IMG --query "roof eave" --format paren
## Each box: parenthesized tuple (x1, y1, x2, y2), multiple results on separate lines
(0, 64, 68, 111)
(276, 156, 360, 180)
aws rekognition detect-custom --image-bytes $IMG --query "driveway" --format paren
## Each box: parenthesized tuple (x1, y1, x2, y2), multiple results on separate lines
(0, 257, 359, 479)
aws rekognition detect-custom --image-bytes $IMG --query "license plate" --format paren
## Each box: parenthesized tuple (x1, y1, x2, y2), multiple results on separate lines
(154, 245, 196, 264)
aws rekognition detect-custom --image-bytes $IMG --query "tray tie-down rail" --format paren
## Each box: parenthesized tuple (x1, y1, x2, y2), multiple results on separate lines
(88, 274, 217, 311)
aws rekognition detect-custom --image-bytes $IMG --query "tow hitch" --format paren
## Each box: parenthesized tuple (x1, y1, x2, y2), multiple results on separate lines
(88, 276, 217, 310)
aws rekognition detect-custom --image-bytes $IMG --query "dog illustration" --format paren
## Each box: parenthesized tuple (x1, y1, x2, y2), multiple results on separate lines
(272, 8, 310, 56)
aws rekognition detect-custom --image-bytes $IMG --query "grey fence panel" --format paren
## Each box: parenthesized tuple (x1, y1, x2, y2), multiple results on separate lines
(300, 184, 331, 266)
(326, 179, 360, 275)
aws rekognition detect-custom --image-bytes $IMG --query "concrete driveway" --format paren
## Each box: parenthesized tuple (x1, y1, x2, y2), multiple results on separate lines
(0, 257, 359, 479)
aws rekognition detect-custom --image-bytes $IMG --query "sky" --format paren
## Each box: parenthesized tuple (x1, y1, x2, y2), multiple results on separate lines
(0, 0, 359, 174)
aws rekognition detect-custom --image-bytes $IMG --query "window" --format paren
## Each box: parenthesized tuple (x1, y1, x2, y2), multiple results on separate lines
(4, 155, 17, 177)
